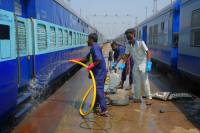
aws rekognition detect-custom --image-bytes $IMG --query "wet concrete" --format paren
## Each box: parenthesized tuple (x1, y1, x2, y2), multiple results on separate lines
(12, 43, 200, 133)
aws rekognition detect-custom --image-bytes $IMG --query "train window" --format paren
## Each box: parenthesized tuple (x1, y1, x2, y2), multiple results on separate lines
(149, 26, 153, 44)
(69, 31, 72, 46)
(153, 24, 158, 44)
(64, 30, 68, 46)
(74, 32, 76, 46)
(14, 21, 27, 52)
(50, 27, 56, 48)
(191, 9, 200, 46)
(82, 34, 84, 45)
(77, 33, 79, 45)
(0, 24, 10, 40)
(37, 24, 47, 50)
(139, 30, 141, 39)
(58, 29, 63, 47)
(164, 20, 169, 45)
(80, 34, 82, 45)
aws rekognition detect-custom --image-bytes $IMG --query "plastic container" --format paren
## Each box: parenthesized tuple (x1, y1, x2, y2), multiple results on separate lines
(109, 70, 120, 90)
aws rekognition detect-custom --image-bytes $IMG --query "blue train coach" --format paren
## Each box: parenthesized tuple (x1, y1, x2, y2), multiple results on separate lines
(0, 0, 106, 123)
(116, 0, 200, 85)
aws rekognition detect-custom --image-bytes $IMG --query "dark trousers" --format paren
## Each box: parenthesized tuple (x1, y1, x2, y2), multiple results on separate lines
(94, 79, 107, 111)
(121, 62, 134, 85)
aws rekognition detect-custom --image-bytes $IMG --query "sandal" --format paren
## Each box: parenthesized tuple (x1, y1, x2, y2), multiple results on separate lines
(116, 86, 123, 89)
(130, 99, 141, 103)
(146, 99, 153, 105)
(125, 87, 132, 90)
(97, 111, 108, 117)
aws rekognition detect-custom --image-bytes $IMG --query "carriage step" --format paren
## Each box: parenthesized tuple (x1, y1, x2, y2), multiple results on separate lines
(15, 104, 32, 118)
(17, 94, 32, 105)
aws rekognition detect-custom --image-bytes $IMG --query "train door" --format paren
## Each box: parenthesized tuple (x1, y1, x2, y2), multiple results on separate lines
(15, 15, 33, 88)
(142, 26, 147, 43)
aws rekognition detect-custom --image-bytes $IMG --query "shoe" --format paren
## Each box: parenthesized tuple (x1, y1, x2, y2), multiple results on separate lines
(130, 99, 141, 103)
(116, 86, 123, 89)
(146, 99, 153, 105)
(125, 87, 132, 90)
(97, 111, 108, 117)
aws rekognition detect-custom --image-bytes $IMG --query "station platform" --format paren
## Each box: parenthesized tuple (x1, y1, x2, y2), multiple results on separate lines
(12, 43, 200, 133)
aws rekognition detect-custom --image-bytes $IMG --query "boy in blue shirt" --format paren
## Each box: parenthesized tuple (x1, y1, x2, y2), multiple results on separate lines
(70, 33, 108, 116)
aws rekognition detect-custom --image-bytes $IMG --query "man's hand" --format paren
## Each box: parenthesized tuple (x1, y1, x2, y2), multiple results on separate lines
(118, 64, 125, 70)
(146, 61, 152, 73)
(86, 63, 95, 72)
(112, 62, 118, 68)
(69, 59, 81, 63)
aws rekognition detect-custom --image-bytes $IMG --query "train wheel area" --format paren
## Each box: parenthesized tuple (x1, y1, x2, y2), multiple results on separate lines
(11, 43, 200, 133)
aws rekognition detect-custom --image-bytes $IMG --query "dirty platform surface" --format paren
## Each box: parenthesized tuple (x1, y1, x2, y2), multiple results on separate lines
(12, 43, 200, 133)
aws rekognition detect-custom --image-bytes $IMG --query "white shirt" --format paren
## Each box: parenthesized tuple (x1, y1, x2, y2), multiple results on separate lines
(125, 38, 148, 71)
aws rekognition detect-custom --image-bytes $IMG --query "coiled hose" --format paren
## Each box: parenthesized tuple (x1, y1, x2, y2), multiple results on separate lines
(69, 60, 109, 116)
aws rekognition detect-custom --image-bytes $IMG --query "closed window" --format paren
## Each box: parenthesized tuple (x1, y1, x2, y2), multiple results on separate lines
(82, 34, 84, 44)
(50, 27, 56, 48)
(64, 30, 68, 46)
(15, 21, 27, 52)
(164, 20, 169, 45)
(58, 29, 63, 47)
(149, 26, 153, 44)
(153, 24, 158, 44)
(74, 32, 76, 46)
(191, 9, 200, 46)
(77, 33, 79, 45)
(37, 24, 47, 50)
(80, 34, 82, 45)
(139, 30, 141, 39)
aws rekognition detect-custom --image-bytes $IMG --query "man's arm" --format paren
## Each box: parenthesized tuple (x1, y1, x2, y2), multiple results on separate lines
(123, 54, 129, 64)
(115, 55, 122, 63)
(80, 57, 88, 62)
(146, 50, 151, 61)
(93, 60, 102, 66)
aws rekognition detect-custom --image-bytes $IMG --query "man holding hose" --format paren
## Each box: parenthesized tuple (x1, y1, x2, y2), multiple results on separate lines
(70, 33, 108, 116)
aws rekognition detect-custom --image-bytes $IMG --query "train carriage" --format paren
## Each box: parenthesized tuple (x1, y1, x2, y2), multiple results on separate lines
(178, 0, 200, 84)
(0, 0, 106, 122)
(115, 0, 200, 86)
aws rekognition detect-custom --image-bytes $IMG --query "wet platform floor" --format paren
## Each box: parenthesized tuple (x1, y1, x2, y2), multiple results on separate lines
(12, 43, 200, 133)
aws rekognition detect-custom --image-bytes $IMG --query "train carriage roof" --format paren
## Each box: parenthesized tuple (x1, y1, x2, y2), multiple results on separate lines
(54, 0, 105, 37)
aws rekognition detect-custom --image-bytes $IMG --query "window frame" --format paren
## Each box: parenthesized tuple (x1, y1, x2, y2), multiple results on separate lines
(58, 28, 63, 48)
(164, 20, 169, 45)
(37, 24, 48, 50)
(190, 9, 200, 47)
(149, 26, 153, 44)
(74, 32, 76, 46)
(153, 24, 158, 44)
(64, 30, 68, 47)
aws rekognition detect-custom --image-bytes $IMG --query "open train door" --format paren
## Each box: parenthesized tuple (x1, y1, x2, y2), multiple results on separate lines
(142, 26, 147, 44)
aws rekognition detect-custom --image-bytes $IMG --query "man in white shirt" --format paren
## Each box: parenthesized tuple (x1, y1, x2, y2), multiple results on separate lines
(118, 29, 153, 105)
